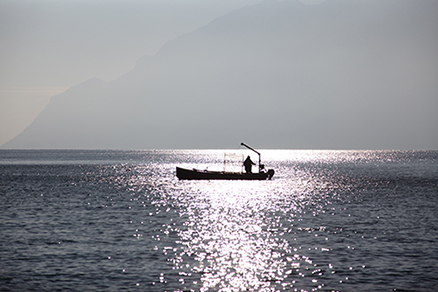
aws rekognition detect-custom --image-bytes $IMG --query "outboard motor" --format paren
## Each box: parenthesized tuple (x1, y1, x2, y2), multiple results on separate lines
(267, 169, 275, 180)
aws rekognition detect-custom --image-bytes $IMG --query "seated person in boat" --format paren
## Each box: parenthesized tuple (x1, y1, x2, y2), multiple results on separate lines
(243, 156, 255, 173)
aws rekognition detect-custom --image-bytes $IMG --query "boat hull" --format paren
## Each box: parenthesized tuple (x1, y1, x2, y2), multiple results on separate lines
(176, 167, 274, 180)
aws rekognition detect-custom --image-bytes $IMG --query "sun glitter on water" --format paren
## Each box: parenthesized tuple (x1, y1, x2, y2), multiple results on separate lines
(160, 149, 403, 291)
(170, 179, 306, 291)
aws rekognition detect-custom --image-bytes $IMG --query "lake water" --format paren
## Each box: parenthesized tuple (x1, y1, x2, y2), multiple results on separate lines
(1, 149, 437, 291)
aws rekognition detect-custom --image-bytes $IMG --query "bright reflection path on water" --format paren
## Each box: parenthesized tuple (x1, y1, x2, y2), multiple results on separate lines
(170, 177, 320, 292)
(151, 150, 410, 291)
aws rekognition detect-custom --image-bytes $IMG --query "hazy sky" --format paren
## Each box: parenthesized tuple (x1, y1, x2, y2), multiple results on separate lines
(1, 0, 276, 145)
(1, 0, 436, 150)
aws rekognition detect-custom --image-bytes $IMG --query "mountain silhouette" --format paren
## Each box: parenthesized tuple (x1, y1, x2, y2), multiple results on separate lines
(3, 0, 438, 149)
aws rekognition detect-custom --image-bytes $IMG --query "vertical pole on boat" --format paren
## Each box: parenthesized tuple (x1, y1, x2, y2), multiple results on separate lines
(224, 153, 226, 172)
(240, 142, 262, 172)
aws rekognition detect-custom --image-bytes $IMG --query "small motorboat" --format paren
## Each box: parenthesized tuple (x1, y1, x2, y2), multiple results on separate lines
(176, 167, 274, 180)
(176, 143, 275, 180)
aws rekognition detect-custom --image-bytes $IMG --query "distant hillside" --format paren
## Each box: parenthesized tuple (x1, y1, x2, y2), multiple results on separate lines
(3, 0, 438, 149)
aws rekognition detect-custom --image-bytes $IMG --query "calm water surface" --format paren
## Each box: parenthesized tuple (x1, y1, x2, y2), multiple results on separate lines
(1, 150, 437, 291)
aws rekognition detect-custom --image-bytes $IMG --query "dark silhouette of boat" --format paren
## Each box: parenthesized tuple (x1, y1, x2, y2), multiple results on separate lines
(176, 143, 275, 180)
(176, 167, 274, 180)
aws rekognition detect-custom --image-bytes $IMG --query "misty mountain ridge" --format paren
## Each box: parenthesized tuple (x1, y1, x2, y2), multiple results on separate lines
(3, 0, 438, 149)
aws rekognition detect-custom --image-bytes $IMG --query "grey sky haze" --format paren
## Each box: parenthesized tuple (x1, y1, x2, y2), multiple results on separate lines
(0, 0, 264, 145)
(1, 0, 437, 150)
